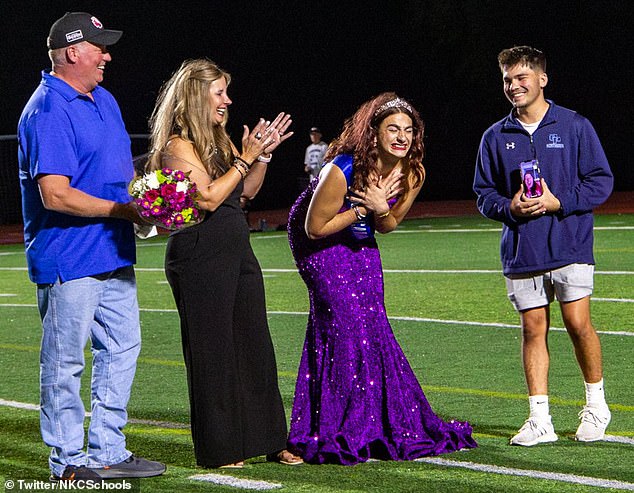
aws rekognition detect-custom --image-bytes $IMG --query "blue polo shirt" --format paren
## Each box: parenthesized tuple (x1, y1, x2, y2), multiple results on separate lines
(18, 71, 136, 284)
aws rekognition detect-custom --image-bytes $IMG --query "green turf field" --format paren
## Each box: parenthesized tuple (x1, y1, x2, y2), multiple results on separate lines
(1, 213, 632, 492)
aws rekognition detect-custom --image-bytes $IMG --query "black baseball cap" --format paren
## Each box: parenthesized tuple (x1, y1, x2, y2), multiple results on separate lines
(47, 12, 122, 50)
(310, 127, 322, 134)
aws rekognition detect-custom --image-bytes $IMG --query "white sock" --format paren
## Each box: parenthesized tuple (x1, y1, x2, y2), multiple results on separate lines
(528, 395, 550, 420)
(585, 379, 607, 408)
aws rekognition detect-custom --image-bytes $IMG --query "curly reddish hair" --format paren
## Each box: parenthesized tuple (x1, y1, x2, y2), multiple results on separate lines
(324, 92, 425, 191)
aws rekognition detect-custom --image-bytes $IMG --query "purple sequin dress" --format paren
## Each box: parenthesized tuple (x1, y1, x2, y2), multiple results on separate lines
(287, 180, 477, 465)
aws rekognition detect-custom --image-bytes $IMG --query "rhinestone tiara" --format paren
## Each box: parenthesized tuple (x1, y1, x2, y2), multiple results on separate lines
(373, 98, 413, 117)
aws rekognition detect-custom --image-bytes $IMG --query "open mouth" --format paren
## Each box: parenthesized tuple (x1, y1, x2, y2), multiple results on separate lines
(391, 143, 408, 151)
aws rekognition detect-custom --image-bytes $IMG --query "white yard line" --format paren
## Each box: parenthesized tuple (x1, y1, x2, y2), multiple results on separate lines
(1, 304, 632, 336)
(189, 473, 282, 490)
(269, 311, 634, 337)
(125, 268, 634, 276)
(0, 399, 188, 428)
(594, 297, 634, 303)
(416, 457, 634, 490)
(2, 398, 632, 447)
(394, 226, 634, 234)
(4, 267, 634, 275)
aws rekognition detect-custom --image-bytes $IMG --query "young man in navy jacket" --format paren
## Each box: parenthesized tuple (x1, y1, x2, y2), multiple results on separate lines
(473, 46, 613, 446)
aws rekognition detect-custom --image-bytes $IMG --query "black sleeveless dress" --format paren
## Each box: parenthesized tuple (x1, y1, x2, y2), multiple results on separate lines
(165, 180, 287, 467)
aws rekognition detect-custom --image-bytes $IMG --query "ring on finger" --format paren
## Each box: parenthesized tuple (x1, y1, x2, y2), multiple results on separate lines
(255, 132, 262, 140)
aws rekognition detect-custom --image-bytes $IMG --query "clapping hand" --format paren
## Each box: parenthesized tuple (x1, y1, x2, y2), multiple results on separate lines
(263, 112, 294, 154)
(241, 112, 294, 162)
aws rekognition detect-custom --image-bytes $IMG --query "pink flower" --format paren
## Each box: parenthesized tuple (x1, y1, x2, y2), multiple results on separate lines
(161, 183, 177, 197)
(145, 189, 159, 202)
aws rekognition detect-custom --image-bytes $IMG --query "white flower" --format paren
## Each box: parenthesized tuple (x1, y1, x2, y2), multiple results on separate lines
(146, 171, 160, 190)
(130, 179, 148, 196)
(176, 181, 189, 193)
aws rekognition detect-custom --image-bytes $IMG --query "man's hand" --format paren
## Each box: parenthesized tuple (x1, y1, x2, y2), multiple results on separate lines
(112, 201, 148, 225)
(538, 179, 562, 213)
(510, 179, 561, 218)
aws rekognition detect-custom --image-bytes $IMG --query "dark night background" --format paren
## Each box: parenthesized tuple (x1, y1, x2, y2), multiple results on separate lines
(1, 0, 632, 216)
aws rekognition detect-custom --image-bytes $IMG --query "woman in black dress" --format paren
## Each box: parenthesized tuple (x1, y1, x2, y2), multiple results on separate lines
(148, 58, 302, 468)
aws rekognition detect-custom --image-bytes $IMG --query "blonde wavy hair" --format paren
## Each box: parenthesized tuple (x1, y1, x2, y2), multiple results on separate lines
(148, 58, 234, 177)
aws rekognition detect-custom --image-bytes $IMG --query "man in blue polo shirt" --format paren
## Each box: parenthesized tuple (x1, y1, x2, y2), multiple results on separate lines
(17, 12, 165, 481)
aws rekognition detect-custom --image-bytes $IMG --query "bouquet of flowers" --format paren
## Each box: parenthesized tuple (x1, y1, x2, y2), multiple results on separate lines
(128, 168, 203, 230)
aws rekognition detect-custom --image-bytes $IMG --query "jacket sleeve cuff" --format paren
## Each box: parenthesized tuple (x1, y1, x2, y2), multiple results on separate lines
(557, 194, 570, 217)
(504, 200, 519, 225)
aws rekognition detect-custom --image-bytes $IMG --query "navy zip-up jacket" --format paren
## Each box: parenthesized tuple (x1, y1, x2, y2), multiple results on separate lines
(473, 101, 613, 275)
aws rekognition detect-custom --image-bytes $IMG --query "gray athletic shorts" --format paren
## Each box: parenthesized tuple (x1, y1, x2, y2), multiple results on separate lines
(505, 263, 594, 312)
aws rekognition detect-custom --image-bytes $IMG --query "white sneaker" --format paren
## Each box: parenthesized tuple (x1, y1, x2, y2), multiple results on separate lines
(510, 416, 558, 446)
(575, 405, 611, 442)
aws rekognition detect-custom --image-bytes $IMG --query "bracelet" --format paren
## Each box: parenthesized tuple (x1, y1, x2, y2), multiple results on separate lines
(232, 163, 249, 180)
(232, 165, 246, 179)
(233, 160, 249, 174)
(233, 157, 250, 173)
(233, 165, 249, 178)
(257, 153, 272, 163)
(376, 210, 391, 218)
(351, 204, 366, 221)
(234, 156, 252, 170)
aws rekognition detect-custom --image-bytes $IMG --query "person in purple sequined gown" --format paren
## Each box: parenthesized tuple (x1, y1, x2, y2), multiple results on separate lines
(287, 92, 477, 465)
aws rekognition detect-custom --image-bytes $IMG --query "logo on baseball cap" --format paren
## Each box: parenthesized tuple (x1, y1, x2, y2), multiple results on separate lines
(47, 12, 122, 50)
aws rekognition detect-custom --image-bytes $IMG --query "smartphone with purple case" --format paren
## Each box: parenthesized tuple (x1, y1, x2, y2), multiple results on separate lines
(519, 159, 543, 198)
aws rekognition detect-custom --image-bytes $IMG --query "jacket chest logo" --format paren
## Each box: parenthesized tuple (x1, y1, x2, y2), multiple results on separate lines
(505, 142, 515, 150)
(546, 133, 565, 148)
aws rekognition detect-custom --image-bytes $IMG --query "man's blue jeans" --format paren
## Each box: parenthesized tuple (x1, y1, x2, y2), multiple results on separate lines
(37, 266, 141, 477)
